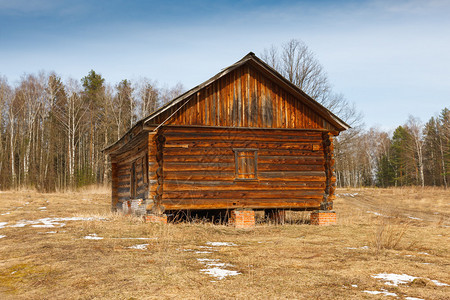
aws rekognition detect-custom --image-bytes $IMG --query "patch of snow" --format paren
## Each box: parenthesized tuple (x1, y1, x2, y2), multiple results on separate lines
(198, 246, 215, 250)
(195, 251, 212, 254)
(0, 222, 8, 229)
(84, 233, 103, 240)
(206, 242, 237, 247)
(408, 216, 422, 220)
(363, 290, 397, 297)
(0, 235, 6, 239)
(338, 193, 359, 197)
(372, 273, 418, 286)
(418, 252, 429, 255)
(46, 231, 57, 234)
(431, 279, 449, 287)
(128, 244, 149, 250)
(38, 207, 47, 210)
(366, 211, 386, 217)
(405, 297, 424, 300)
(32, 224, 57, 228)
(404, 255, 414, 257)
(10, 222, 28, 228)
(1, 212, 11, 215)
(200, 267, 241, 280)
(197, 258, 218, 262)
(115, 237, 156, 240)
(421, 263, 431, 265)
(351, 284, 358, 288)
(347, 246, 369, 250)
(8, 217, 98, 229)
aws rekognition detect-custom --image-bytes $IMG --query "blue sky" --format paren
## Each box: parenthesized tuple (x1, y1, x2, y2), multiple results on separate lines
(1, 0, 449, 130)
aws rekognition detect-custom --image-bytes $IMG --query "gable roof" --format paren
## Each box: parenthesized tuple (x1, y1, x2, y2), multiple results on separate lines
(143, 52, 350, 131)
(104, 52, 350, 154)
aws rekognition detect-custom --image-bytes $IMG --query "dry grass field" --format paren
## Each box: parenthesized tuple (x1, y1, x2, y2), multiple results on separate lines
(0, 187, 449, 299)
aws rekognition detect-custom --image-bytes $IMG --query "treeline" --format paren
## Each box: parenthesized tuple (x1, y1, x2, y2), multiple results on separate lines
(335, 110, 450, 188)
(0, 71, 183, 191)
(0, 62, 448, 191)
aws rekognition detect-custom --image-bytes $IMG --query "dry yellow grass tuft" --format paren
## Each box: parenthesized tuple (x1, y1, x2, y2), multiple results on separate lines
(0, 187, 448, 299)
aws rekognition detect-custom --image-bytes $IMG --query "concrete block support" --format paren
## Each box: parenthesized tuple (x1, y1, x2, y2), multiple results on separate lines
(230, 209, 255, 228)
(310, 210, 337, 225)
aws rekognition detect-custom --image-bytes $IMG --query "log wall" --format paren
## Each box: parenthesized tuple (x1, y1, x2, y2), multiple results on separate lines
(159, 126, 328, 210)
(111, 132, 149, 210)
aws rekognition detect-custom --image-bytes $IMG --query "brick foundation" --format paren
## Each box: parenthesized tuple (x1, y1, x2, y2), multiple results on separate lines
(144, 214, 168, 224)
(230, 209, 255, 228)
(310, 210, 337, 226)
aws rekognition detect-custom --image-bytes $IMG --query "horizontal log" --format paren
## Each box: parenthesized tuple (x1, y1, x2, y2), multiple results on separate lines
(163, 170, 326, 182)
(162, 198, 321, 210)
(162, 141, 319, 150)
(163, 181, 325, 191)
(164, 133, 322, 143)
(162, 155, 324, 165)
(163, 147, 322, 157)
(164, 162, 234, 172)
(162, 189, 324, 200)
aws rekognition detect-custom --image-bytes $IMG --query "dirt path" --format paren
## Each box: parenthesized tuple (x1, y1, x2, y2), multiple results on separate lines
(338, 191, 450, 226)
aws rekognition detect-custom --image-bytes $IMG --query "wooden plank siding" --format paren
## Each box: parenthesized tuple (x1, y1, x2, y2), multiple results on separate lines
(150, 64, 336, 131)
(159, 126, 326, 210)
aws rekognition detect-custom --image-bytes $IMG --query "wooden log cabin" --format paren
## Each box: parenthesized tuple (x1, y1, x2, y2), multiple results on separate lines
(104, 52, 349, 226)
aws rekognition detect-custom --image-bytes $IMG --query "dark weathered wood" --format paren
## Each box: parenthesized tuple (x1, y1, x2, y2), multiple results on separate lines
(106, 53, 347, 213)
(149, 64, 341, 131)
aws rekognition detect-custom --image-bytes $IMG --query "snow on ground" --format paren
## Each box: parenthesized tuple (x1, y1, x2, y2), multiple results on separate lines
(431, 280, 449, 287)
(1, 212, 11, 215)
(206, 242, 237, 247)
(337, 193, 359, 197)
(84, 233, 103, 240)
(408, 216, 423, 221)
(366, 211, 388, 217)
(5, 217, 100, 229)
(346, 246, 369, 250)
(405, 297, 424, 300)
(197, 242, 241, 280)
(363, 289, 397, 297)
(372, 273, 418, 286)
(127, 244, 149, 250)
(373, 273, 449, 287)
(114, 237, 157, 240)
(0, 222, 7, 229)
(0, 235, 6, 239)
(200, 267, 241, 280)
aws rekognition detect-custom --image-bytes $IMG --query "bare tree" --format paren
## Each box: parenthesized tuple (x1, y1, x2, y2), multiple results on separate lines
(134, 78, 159, 120)
(405, 116, 425, 187)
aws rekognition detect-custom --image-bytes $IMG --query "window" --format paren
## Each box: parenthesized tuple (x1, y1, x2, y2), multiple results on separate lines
(130, 161, 136, 199)
(233, 148, 258, 180)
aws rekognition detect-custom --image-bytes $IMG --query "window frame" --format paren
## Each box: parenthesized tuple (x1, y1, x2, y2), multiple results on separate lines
(130, 161, 137, 199)
(233, 148, 259, 181)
